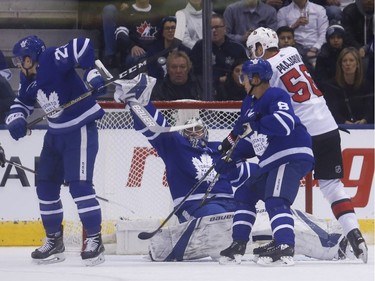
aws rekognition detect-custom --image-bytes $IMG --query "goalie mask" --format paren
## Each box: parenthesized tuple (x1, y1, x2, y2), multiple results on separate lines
(180, 118, 208, 148)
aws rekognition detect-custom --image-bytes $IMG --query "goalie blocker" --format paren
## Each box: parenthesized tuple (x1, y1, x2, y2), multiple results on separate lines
(142, 210, 347, 262)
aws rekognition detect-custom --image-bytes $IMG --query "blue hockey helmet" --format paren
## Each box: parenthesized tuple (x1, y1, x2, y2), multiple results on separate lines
(240, 58, 273, 84)
(181, 117, 208, 148)
(12, 35, 46, 66)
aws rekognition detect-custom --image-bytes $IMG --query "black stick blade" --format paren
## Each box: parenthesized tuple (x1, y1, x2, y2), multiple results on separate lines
(138, 230, 158, 240)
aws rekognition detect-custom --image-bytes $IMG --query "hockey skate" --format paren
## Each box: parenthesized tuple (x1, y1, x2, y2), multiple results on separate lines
(257, 244, 295, 266)
(31, 231, 65, 265)
(346, 228, 368, 263)
(81, 233, 105, 266)
(219, 241, 247, 264)
(253, 239, 275, 255)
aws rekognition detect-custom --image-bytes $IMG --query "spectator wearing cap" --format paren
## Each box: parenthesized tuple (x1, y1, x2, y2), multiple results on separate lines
(0, 50, 15, 124)
(147, 16, 191, 80)
(315, 24, 349, 88)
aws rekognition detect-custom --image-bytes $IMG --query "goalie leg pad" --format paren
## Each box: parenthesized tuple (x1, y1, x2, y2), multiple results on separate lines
(149, 213, 235, 261)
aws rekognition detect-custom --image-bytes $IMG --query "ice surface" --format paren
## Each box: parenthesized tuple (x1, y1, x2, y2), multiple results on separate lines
(0, 246, 373, 281)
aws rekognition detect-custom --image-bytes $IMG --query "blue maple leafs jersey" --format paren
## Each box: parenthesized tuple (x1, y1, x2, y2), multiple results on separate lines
(233, 87, 314, 173)
(131, 102, 234, 206)
(10, 37, 105, 134)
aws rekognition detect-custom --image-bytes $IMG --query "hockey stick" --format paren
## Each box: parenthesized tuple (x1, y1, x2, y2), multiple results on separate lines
(95, 59, 199, 133)
(4, 159, 37, 174)
(137, 164, 216, 240)
(199, 124, 253, 206)
(26, 12, 186, 131)
(1, 159, 128, 210)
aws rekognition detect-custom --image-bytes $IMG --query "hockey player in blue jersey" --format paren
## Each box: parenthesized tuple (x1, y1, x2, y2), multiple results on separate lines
(215, 58, 314, 266)
(6, 36, 107, 266)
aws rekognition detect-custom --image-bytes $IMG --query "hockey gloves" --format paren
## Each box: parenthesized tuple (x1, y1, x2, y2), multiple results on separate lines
(114, 73, 156, 106)
(0, 145, 5, 167)
(6, 112, 27, 141)
(85, 69, 107, 98)
(218, 132, 237, 155)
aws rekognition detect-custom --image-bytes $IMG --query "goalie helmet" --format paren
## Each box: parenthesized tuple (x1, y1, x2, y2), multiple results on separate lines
(246, 27, 278, 59)
(240, 58, 273, 83)
(12, 35, 46, 67)
(180, 117, 208, 148)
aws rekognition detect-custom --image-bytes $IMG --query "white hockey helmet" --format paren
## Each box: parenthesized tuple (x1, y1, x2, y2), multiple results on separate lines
(246, 27, 279, 58)
(180, 117, 208, 148)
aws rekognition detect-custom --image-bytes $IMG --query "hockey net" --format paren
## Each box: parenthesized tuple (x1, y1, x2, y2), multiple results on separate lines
(63, 100, 312, 252)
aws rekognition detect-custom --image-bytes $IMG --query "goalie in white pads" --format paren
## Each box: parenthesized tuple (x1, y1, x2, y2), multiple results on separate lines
(114, 73, 348, 263)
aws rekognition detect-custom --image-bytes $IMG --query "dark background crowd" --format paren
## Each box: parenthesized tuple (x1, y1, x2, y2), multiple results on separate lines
(0, 0, 373, 125)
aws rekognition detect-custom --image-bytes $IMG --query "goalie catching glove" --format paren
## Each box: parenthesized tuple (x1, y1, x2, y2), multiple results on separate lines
(114, 73, 156, 106)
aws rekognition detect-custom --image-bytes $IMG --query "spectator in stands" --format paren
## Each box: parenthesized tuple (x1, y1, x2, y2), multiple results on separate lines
(190, 14, 248, 95)
(147, 16, 191, 79)
(212, 0, 238, 15)
(176, 0, 204, 49)
(215, 58, 247, 101)
(322, 47, 374, 124)
(277, 0, 329, 68)
(101, 2, 131, 68)
(223, 0, 278, 45)
(115, 0, 165, 73)
(315, 24, 349, 88)
(310, 0, 342, 24)
(276, 25, 315, 76)
(341, 0, 373, 58)
(0, 50, 15, 124)
(263, 0, 291, 10)
(151, 50, 202, 100)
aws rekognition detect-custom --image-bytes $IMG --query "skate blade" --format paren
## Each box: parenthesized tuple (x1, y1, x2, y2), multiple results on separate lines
(83, 253, 105, 266)
(257, 256, 294, 267)
(358, 243, 368, 264)
(32, 253, 66, 265)
(218, 254, 242, 265)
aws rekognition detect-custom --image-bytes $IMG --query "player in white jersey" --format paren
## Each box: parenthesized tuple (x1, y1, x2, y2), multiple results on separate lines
(241, 27, 368, 263)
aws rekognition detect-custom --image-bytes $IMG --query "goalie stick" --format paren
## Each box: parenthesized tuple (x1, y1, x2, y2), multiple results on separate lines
(138, 164, 216, 240)
(26, 11, 186, 132)
(95, 60, 199, 133)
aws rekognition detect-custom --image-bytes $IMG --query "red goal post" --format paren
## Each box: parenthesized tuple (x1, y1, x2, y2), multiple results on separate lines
(64, 100, 313, 250)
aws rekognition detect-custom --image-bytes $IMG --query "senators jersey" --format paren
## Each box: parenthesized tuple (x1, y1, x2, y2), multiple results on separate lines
(267, 46, 338, 136)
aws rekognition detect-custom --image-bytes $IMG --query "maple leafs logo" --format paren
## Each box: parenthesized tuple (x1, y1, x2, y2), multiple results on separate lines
(136, 21, 157, 38)
(192, 154, 217, 183)
(37, 90, 62, 118)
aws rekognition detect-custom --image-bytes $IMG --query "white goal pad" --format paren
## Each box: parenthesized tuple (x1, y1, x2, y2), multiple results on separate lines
(140, 209, 345, 261)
